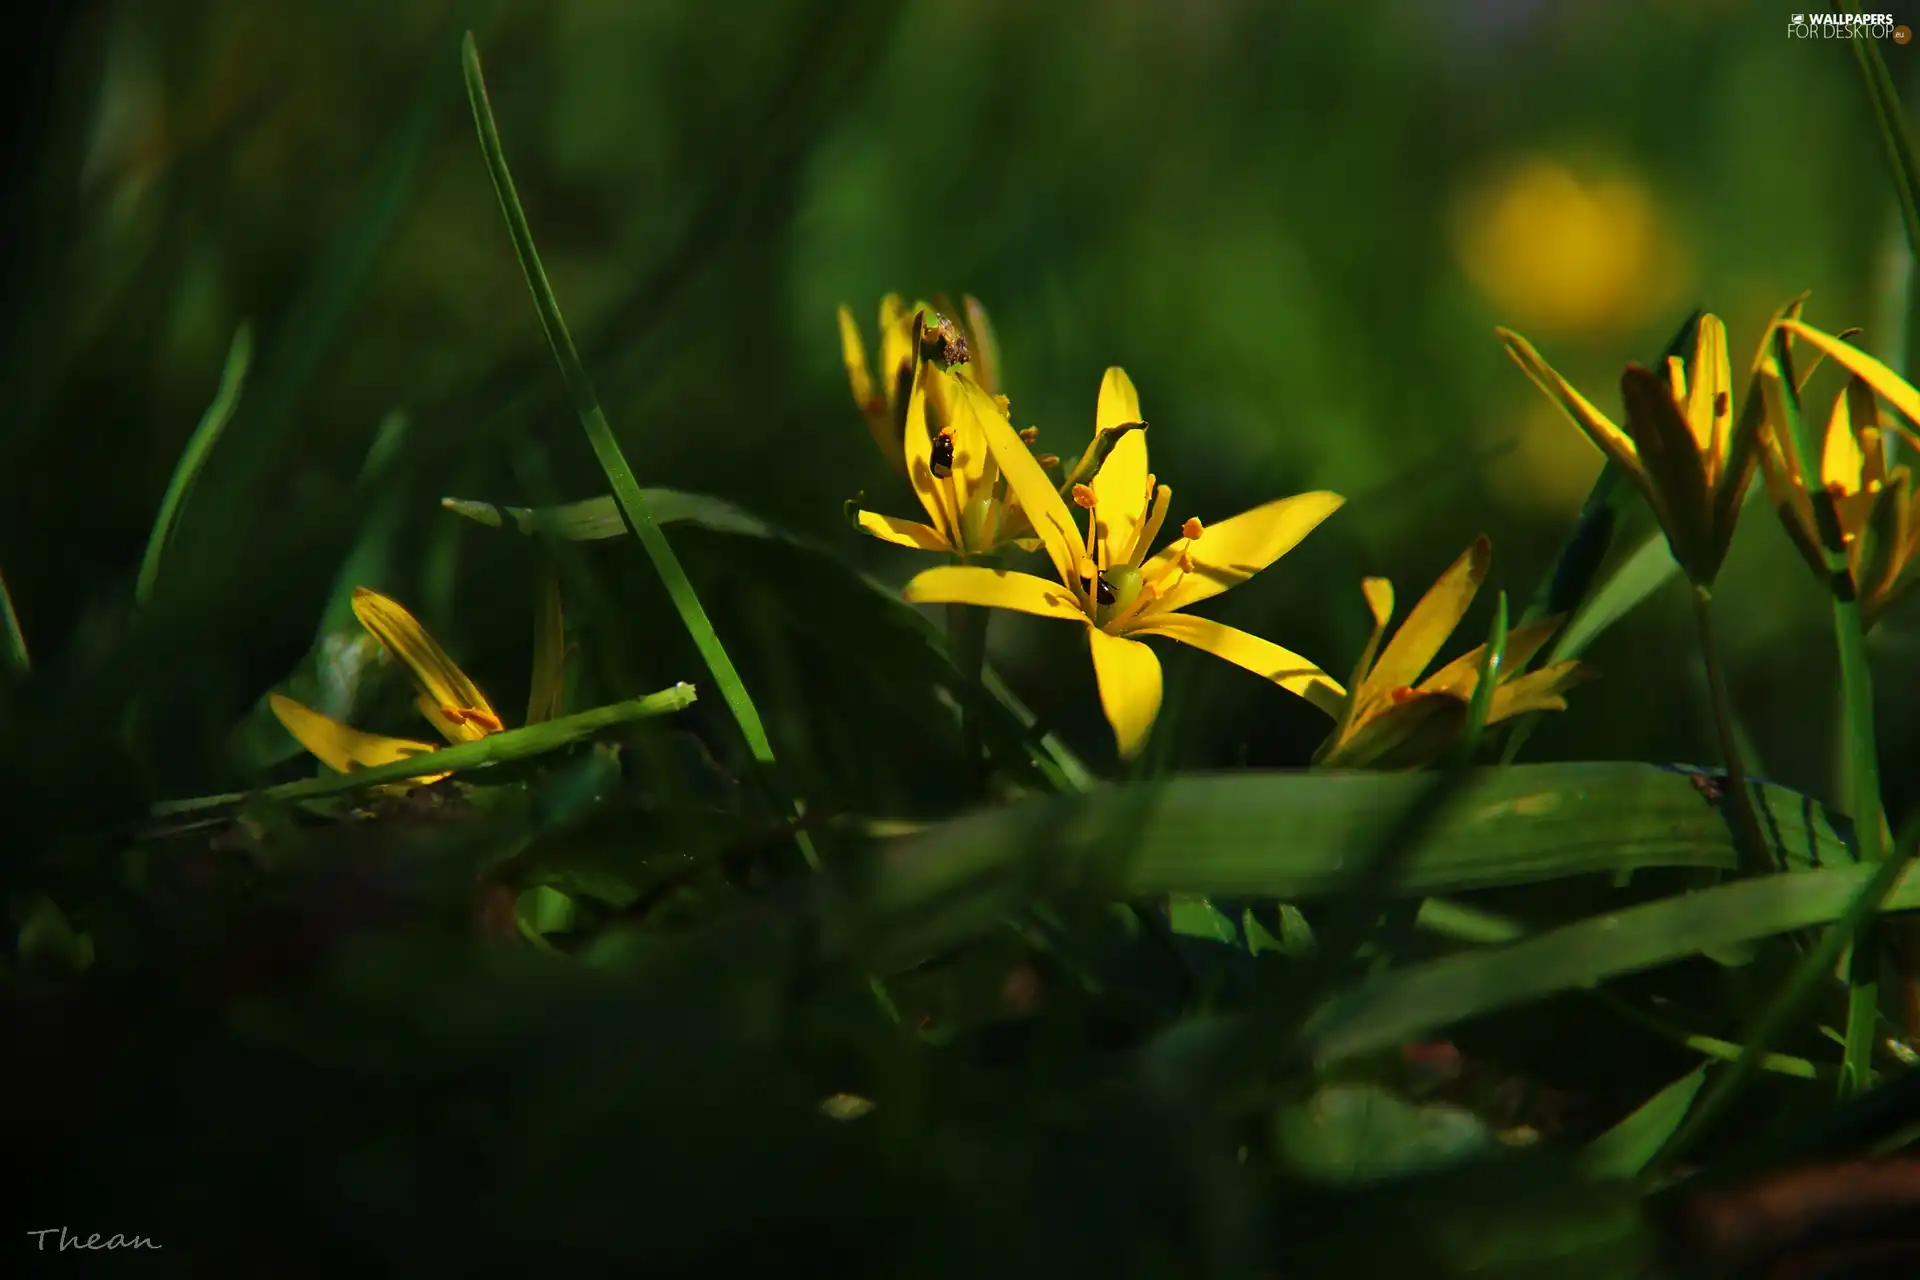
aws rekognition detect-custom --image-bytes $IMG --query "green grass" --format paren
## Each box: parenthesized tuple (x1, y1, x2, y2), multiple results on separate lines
(6, 20, 1920, 1280)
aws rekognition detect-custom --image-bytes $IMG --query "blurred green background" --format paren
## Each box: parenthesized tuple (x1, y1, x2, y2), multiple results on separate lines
(3, 0, 1917, 809)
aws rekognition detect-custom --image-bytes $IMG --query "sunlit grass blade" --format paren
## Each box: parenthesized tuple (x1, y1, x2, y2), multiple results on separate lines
(441, 491, 773, 540)
(152, 682, 697, 816)
(1299, 858, 1920, 1069)
(0, 564, 27, 675)
(135, 324, 251, 606)
(1769, 326, 1889, 1100)
(845, 763, 1859, 973)
(460, 34, 809, 862)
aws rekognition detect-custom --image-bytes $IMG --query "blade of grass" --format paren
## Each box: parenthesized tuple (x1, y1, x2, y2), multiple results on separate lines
(1850, 14, 1920, 385)
(460, 35, 811, 865)
(135, 324, 251, 606)
(445, 489, 1096, 793)
(1646, 817, 1920, 1179)
(152, 682, 697, 816)
(847, 762, 1860, 976)
(0, 564, 26, 674)
(1299, 857, 1920, 1069)
(1581, 1067, 1708, 1181)
(1770, 326, 1889, 1100)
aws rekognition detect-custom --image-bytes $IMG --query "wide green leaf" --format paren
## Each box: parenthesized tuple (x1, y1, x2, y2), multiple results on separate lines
(844, 762, 1856, 971)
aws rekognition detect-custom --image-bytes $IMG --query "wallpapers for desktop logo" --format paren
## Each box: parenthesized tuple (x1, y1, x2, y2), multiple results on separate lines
(1787, 12, 1904, 40)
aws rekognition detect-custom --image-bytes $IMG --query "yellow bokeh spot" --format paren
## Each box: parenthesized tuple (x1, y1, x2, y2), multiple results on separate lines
(1453, 157, 1688, 337)
(1483, 395, 1607, 520)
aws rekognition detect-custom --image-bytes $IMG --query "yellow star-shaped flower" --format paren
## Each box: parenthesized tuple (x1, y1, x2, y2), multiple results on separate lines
(901, 369, 1344, 758)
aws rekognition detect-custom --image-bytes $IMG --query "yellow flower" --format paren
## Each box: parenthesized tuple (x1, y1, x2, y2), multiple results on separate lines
(843, 295, 1062, 560)
(848, 359, 1040, 559)
(1757, 319, 1920, 628)
(838, 293, 1003, 475)
(1497, 299, 1803, 586)
(900, 370, 1345, 759)
(269, 587, 508, 786)
(1453, 158, 1685, 337)
(1313, 538, 1592, 770)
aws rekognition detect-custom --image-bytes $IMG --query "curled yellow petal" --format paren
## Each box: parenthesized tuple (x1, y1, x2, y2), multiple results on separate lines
(268, 693, 445, 781)
(1141, 492, 1345, 617)
(855, 509, 953, 552)
(1088, 626, 1163, 759)
(351, 588, 499, 745)
(1778, 319, 1920, 430)
(902, 565, 1087, 622)
(1125, 611, 1344, 719)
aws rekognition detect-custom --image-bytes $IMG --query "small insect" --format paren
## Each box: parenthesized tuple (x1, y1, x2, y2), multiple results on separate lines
(921, 313, 970, 368)
(1688, 771, 1723, 805)
(1095, 572, 1117, 607)
(929, 428, 956, 479)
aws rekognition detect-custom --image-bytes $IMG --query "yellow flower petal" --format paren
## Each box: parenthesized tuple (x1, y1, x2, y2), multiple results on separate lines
(878, 294, 917, 408)
(1618, 364, 1713, 577)
(1421, 615, 1563, 697)
(1091, 428, 1151, 571)
(1778, 320, 1920, 437)
(1686, 315, 1733, 480)
(963, 295, 1001, 397)
(1486, 660, 1593, 721)
(903, 363, 962, 546)
(1821, 378, 1870, 495)
(1497, 328, 1641, 473)
(1365, 537, 1490, 707)
(1315, 691, 1469, 772)
(855, 509, 953, 552)
(1088, 626, 1163, 759)
(838, 305, 904, 474)
(351, 588, 499, 745)
(901, 565, 1087, 622)
(1140, 491, 1345, 616)
(965, 378, 1086, 594)
(1336, 576, 1397, 724)
(1125, 611, 1344, 718)
(1096, 367, 1143, 436)
(268, 693, 445, 780)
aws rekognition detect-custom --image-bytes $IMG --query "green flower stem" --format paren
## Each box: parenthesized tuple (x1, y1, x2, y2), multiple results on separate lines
(1771, 327, 1890, 1098)
(1688, 585, 1773, 876)
(153, 683, 698, 816)
(0, 564, 26, 675)
(460, 34, 812, 868)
